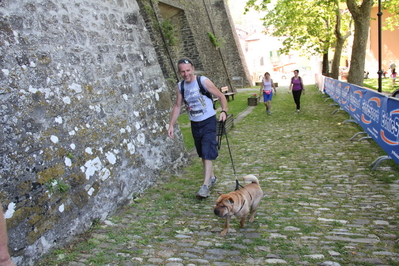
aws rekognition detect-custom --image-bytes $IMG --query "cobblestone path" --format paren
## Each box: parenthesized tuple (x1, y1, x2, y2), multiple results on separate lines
(39, 86, 399, 266)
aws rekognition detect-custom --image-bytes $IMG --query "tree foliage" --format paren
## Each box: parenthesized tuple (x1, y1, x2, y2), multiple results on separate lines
(245, 0, 351, 75)
(245, 0, 336, 55)
(382, 0, 399, 31)
(245, 0, 395, 86)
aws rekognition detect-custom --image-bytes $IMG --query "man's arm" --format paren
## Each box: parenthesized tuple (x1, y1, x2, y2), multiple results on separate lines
(168, 86, 183, 138)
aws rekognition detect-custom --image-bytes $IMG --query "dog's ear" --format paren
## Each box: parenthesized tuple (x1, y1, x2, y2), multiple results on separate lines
(217, 192, 223, 196)
(227, 197, 234, 204)
(222, 196, 234, 205)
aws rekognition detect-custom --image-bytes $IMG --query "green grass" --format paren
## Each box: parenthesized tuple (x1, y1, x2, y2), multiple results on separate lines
(363, 77, 399, 93)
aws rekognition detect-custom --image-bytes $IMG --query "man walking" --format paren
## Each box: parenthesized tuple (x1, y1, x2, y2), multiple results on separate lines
(168, 58, 228, 198)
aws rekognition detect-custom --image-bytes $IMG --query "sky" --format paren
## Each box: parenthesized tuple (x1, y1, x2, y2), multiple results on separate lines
(226, 0, 266, 28)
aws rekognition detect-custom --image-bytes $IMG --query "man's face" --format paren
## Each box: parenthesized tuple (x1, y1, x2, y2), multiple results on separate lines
(178, 63, 195, 83)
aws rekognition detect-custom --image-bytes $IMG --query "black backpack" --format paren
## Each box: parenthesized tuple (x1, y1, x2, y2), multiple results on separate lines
(180, 75, 215, 109)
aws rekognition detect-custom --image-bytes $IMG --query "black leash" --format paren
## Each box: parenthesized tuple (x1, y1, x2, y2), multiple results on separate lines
(217, 120, 243, 191)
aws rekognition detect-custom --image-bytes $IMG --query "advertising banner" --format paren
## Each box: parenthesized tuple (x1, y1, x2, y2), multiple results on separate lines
(324, 77, 399, 165)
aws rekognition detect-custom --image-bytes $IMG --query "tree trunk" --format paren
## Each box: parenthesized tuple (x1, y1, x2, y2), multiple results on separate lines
(347, 18, 370, 86)
(322, 52, 329, 76)
(331, 37, 345, 79)
(331, 3, 351, 80)
(346, 0, 373, 86)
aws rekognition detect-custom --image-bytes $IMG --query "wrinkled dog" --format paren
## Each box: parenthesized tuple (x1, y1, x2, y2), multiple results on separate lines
(214, 174, 263, 236)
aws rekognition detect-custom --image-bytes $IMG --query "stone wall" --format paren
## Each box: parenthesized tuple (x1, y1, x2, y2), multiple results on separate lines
(138, 0, 251, 89)
(0, 0, 249, 265)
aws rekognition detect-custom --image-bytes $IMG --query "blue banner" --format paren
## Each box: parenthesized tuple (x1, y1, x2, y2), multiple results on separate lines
(324, 77, 399, 165)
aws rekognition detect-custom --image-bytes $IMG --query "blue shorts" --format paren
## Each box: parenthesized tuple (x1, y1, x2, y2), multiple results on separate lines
(191, 115, 218, 160)
(263, 91, 273, 102)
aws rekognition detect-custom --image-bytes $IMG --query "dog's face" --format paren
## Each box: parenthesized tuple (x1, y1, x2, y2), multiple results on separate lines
(214, 194, 235, 218)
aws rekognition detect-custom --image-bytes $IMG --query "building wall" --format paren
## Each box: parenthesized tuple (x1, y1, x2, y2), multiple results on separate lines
(0, 0, 248, 265)
(368, 6, 399, 75)
(137, 0, 251, 89)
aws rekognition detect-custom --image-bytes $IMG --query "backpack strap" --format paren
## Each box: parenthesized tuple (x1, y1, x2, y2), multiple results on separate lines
(197, 75, 216, 110)
(196, 75, 213, 101)
(180, 80, 187, 105)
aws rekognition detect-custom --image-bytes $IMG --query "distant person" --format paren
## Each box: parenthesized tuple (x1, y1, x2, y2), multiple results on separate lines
(390, 61, 396, 81)
(259, 72, 277, 115)
(390, 61, 396, 73)
(289, 69, 305, 112)
(0, 203, 15, 266)
(392, 69, 397, 86)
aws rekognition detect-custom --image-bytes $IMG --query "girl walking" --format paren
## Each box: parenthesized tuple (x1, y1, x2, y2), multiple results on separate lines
(289, 70, 305, 112)
(259, 72, 277, 115)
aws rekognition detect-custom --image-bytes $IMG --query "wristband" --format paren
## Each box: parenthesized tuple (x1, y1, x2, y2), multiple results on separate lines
(221, 110, 227, 115)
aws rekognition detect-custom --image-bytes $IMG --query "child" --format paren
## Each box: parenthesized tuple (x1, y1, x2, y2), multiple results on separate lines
(392, 69, 397, 86)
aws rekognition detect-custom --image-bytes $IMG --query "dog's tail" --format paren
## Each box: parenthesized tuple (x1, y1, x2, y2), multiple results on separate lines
(243, 174, 259, 184)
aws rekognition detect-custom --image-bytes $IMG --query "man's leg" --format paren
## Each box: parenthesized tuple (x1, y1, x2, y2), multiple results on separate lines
(196, 116, 218, 198)
(196, 158, 215, 198)
(202, 158, 213, 186)
(0, 204, 15, 266)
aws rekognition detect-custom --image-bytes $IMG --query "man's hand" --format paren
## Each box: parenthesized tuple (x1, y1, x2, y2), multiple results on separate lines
(167, 125, 174, 138)
(219, 111, 227, 122)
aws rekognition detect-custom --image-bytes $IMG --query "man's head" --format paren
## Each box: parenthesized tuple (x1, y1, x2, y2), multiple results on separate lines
(178, 58, 193, 67)
(178, 58, 195, 83)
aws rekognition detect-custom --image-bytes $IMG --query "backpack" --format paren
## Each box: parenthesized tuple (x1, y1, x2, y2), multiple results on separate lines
(180, 75, 215, 109)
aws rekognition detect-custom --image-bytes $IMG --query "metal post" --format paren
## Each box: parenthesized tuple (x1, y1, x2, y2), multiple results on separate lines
(377, 0, 383, 93)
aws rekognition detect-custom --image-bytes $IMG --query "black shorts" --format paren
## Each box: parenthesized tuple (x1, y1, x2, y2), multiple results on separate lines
(190, 115, 218, 160)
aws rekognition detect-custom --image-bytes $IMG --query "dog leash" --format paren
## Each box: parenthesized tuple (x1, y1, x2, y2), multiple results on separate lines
(217, 120, 243, 191)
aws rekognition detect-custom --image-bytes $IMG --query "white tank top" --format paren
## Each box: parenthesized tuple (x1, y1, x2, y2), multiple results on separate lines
(263, 78, 273, 92)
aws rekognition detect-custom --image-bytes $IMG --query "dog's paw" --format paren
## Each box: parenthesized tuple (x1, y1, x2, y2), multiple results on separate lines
(249, 214, 256, 223)
(220, 229, 228, 236)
